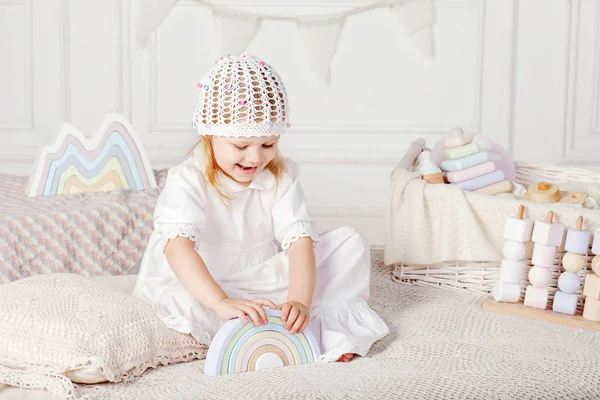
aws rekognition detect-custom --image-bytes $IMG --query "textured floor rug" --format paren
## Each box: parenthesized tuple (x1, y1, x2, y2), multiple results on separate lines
(1, 249, 600, 399)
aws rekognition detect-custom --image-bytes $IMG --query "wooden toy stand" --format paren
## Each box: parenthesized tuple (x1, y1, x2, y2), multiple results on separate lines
(483, 210, 600, 331)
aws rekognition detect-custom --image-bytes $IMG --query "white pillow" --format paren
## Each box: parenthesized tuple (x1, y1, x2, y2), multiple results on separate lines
(0, 273, 206, 384)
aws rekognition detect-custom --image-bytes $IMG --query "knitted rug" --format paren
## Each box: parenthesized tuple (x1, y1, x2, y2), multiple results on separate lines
(1, 249, 599, 400)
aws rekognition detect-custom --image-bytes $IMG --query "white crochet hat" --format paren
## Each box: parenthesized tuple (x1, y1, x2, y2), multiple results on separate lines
(193, 53, 290, 137)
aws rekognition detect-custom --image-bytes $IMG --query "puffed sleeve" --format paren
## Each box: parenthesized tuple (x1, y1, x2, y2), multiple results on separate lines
(153, 163, 207, 249)
(271, 159, 320, 250)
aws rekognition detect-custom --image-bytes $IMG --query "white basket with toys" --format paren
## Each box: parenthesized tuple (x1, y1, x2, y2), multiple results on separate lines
(386, 128, 600, 328)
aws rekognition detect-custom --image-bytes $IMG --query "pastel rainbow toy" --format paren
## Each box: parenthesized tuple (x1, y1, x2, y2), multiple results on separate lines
(204, 308, 321, 376)
(27, 113, 156, 196)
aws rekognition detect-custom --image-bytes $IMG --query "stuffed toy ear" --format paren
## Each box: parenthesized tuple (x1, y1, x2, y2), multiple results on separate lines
(395, 138, 427, 171)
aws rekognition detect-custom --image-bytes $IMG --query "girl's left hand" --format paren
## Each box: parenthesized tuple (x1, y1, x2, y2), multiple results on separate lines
(279, 301, 310, 334)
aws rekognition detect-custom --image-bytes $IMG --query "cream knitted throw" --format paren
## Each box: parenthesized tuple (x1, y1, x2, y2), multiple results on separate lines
(385, 167, 600, 266)
(1, 250, 600, 399)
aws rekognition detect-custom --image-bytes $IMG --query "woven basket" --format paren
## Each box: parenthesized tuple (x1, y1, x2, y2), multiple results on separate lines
(391, 162, 600, 313)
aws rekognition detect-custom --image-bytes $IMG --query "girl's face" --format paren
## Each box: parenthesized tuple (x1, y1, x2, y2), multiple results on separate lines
(211, 136, 279, 186)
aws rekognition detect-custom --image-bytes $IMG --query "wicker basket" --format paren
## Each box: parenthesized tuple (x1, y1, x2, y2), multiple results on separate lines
(391, 162, 600, 313)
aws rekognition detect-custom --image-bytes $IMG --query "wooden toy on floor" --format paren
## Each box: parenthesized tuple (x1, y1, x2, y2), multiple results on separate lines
(204, 308, 321, 376)
(524, 182, 560, 203)
(492, 205, 533, 303)
(524, 211, 564, 310)
(582, 233, 600, 321)
(552, 216, 588, 315)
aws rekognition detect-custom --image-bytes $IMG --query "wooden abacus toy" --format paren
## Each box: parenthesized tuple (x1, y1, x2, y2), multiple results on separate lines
(552, 216, 588, 315)
(524, 211, 564, 310)
(204, 308, 321, 376)
(582, 233, 600, 321)
(492, 205, 533, 303)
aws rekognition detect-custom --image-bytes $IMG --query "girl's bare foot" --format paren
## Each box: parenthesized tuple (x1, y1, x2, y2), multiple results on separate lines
(336, 353, 354, 362)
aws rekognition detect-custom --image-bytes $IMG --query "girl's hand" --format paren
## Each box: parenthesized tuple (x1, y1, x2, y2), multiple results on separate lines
(279, 301, 310, 334)
(213, 298, 277, 326)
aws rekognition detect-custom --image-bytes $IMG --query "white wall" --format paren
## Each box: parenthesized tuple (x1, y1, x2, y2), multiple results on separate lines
(0, 0, 597, 245)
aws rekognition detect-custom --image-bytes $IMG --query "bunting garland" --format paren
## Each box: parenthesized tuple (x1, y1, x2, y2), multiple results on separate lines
(133, 0, 435, 85)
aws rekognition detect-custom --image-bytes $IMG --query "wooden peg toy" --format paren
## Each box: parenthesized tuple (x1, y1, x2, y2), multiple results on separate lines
(564, 216, 589, 255)
(524, 181, 560, 203)
(531, 211, 564, 247)
(444, 127, 474, 148)
(582, 274, 600, 301)
(558, 191, 588, 206)
(503, 205, 533, 243)
(582, 233, 600, 321)
(416, 150, 444, 184)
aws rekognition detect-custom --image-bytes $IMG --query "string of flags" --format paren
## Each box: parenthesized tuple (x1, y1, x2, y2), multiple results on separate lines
(133, 0, 435, 85)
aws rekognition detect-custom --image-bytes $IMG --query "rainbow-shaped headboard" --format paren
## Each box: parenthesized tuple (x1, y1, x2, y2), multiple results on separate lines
(27, 113, 157, 196)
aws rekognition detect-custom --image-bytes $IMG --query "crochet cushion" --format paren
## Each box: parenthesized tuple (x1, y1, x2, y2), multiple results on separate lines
(0, 273, 206, 384)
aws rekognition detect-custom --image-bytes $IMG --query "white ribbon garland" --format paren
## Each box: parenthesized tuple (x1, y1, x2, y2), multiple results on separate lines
(134, 0, 435, 85)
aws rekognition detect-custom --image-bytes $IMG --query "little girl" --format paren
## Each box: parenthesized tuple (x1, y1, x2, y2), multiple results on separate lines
(133, 53, 389, 363)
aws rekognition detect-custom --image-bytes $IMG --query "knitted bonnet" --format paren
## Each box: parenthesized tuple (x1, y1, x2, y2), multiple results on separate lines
(193, 53, 290, 138)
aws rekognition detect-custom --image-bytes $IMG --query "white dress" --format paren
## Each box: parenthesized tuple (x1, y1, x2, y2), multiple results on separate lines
(133, 150, 390, 362)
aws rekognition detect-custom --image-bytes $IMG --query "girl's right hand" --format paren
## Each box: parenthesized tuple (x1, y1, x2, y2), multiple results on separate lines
(213, 298, 277, 326)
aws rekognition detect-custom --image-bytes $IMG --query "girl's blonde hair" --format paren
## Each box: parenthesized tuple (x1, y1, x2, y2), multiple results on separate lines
(189, 136, 285, 201)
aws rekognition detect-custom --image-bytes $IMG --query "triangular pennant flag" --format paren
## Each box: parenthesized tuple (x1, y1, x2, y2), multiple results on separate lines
(212, 8, 261, 57)
(390, 0, 435, 57)
(297, 15, 345, 85)
(133, 0, 178, 46)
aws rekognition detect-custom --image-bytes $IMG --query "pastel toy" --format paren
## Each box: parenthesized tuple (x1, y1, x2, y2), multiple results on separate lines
(528, 266, 552, 288)
(416, 150, 444, 184)
(564, 216, 590, 255)
(503, 205, 533, 243)
(582, 298, 600, 321)
(439, 151, 489, 172)
(558, 192, 588, 206)
(524, 182, 560, 204)
(552, 291, 579, 315)
(492, 281, 521, 303)
(444, 142, 480, 161)
(500, 260, 525, 284)
(204, 308, 321, 376)
(531, 244, 556, 268)
(445, 161, 496, 183)
(591, 232, 600, 258)
(454, 170, 504, 191)
(444, 127, 474, 148)
(27, 113, 157, 196)
(562, 252, 586, 273)
(523, 286, 549, 310)
(531, 211, 564, 247)
(503, 240, 526, 261)
(557, 272, 581, 294)
(582, 274, 600, 300)
(592, 256, 600, 276)
(473, 180, 513, 195)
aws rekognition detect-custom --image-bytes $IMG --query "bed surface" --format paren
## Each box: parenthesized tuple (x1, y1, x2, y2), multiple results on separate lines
(1, 250, 599, 399)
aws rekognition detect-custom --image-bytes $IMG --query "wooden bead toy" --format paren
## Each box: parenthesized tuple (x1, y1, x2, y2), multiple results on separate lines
(503, 240, 526, 261)
(204, 308, 321, 376)
(557, 272, 580, 294)
(444, 127, 474, 148)
(531, 211, 564, 247)
(444, 142, 480, 161)
(503, 205, 533, 243)
(590, 232, 600, 271)
(455, 170, 504, 191)
(564, 216, 590, 255)
(500, 260, 525, 284)
(473, 180, 513, 195)
(583, 298, 600, 321)
(445, 161, 495, 183)
(528, 266, 552, 288)
(524, 182, 560, 203)
(552, 291, 578, 315)
(523, 286, 549, 310)
(562, 252, 585, 273)
(558, 191, 588, 206)
(531, 244, 556, 268)
(440, 151, 489, 172)
(492, 281, 521, 303)
(582, 274, 600, 300)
